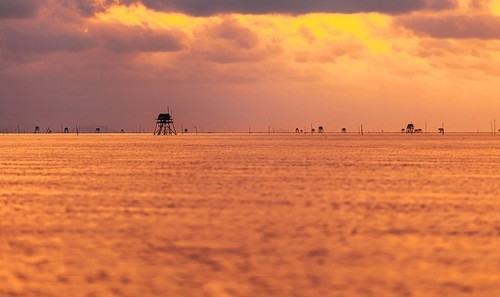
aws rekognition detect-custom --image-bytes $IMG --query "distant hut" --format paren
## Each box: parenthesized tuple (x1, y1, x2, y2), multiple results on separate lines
(406, 123, 414, 133)
(64, 127, 69, 133)
(318, 126, 324, 133)
(95, 127, 101, 133)
(438, 127, 445, 135)
(154, 113, 177, 135)
(342, 128, 347, 133)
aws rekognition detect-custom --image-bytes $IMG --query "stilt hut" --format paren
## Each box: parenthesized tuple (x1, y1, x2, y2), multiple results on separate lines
(406, 123, 414, 133)
(154, 113, 177, 135)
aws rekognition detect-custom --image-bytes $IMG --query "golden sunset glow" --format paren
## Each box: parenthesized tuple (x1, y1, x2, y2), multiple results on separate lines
(95, 4, 201, 29)
(491, 0, 500, 15)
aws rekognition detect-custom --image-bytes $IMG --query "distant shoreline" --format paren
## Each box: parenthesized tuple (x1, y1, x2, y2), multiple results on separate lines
(1, 131, 499, 136)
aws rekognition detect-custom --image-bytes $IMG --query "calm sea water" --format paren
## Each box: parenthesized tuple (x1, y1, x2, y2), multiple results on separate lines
(1, 134, 499, 297)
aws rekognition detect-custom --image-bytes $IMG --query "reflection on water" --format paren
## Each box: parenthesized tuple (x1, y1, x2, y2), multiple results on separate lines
(1, 134, 499, 297)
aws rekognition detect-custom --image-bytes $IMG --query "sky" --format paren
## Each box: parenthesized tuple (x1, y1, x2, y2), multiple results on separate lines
(1, 0, 499, 132)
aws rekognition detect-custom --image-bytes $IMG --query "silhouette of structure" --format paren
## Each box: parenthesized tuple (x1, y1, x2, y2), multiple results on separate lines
(34, 126, 40, 133)
(438, 127, 445, 135)
(342, 128, 347, 133)
(64, 127, 69, 133)
(295, 128, 300, 133)
(406, 123, 414, 133)
(95, 127, 101, 133)
(318, 126, 324, 133)
(154, 113, 177, 135)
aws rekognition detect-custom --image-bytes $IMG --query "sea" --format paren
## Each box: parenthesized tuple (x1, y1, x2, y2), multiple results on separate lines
(1, 133, 499, 297)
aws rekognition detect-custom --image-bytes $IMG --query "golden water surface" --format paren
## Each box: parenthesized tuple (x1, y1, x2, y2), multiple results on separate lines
(1, 134, 499, 297)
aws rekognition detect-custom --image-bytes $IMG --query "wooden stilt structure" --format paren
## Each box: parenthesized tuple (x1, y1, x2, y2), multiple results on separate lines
(406, 123, 414, 133)
(154, 113, 177, 135)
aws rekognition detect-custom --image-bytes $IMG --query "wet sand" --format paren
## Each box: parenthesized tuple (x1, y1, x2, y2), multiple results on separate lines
(1, 134, 499, 297)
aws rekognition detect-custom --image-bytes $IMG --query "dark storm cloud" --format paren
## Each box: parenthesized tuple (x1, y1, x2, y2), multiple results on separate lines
(65, 0, 458, 16)
(0, 0, 47, 19)
(399, 14, 500, 39)
(137, 0, 457, 15)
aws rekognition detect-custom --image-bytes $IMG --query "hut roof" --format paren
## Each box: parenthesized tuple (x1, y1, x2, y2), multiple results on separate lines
(157, 113, 173, 121)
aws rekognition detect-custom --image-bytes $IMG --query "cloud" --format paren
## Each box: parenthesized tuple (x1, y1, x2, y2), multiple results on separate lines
(204, 17, 259, 49)
(137, 0, 458, 16)
(411, 38, 500, 76)
(0, 23, 93, 55)
(0, 0, 47, 19)
(0, 0, 460, 20)
(398, 14, 500, 39)
(185, 17, 280, 64)
(0, 20, 184, 59)
(294, 39, 366, 64)
(62, 0, 131, 16)
(70, 0, 118, 16)
(63, 0, 458, 16)
(96, 25, 185, 54)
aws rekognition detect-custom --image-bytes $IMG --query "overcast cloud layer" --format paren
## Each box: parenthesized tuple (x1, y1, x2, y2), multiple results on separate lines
(136, 0, 458, 15)
(53, 0, 461, 16)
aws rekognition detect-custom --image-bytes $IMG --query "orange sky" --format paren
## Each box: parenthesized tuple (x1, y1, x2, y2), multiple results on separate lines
(1, 0, 499, 132)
